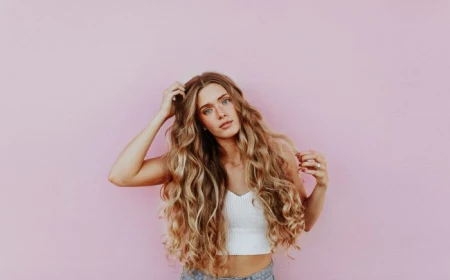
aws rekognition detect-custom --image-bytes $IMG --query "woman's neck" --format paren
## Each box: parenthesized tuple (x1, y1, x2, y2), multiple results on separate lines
(218, 138, 242, 166)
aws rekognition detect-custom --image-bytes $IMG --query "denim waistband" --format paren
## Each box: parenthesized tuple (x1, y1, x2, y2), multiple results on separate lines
(182, 259, 274, 280)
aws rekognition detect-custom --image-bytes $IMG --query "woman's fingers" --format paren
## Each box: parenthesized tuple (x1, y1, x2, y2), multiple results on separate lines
(296, 150, 327, 169)
(295, 150, 326, 163)
(171, 89, 186, 100)
(300, 159, 326, 169)
(166, 82, 185, 94)
(296, 150, 329, 188)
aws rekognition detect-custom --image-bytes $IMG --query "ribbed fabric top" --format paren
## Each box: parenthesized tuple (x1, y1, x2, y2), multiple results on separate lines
(217, 190, 270, 255)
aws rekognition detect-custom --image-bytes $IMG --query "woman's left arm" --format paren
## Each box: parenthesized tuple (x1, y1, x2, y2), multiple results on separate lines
(280, 146, 329, 232)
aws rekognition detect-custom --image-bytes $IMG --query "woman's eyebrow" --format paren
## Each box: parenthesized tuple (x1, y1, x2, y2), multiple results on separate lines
(198, 93, 229, 111)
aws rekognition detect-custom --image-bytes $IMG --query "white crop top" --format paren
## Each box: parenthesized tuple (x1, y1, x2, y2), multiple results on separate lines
(217, 190, 271, 255)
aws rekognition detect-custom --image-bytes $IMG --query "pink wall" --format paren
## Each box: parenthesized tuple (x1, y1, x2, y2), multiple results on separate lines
(1, 1, 449, 279)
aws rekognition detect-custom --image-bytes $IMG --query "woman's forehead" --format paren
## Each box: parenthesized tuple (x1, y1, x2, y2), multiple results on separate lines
(197, 84, 228, 107)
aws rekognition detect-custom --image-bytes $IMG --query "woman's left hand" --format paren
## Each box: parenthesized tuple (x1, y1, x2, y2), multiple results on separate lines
(295, 150, 329, 188)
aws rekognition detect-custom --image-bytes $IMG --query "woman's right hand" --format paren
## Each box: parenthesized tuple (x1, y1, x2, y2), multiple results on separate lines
(158, 81, 186, 120)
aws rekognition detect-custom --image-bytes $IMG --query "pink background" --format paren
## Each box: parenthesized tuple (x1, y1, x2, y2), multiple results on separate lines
(1, 1, 449, 279)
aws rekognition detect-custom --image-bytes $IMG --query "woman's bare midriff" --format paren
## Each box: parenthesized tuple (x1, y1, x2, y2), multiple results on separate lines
(197, 253, 273, 278)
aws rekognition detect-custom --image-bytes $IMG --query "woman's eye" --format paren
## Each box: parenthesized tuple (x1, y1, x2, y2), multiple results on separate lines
(222, 98, 230, 104)
(203, 108, 212, 115)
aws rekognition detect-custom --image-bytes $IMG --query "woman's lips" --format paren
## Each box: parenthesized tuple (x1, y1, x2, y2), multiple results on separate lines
(220, 120, 233, 129)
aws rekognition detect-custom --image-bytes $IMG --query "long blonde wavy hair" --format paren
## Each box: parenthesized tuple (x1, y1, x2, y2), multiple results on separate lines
(158, 72, 306, 279)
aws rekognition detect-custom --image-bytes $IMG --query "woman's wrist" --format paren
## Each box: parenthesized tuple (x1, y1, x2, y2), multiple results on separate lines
(154, 112, 169, 123)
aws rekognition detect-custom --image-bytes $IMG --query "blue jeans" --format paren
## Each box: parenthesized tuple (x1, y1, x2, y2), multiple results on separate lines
(180, 259, 275, 280)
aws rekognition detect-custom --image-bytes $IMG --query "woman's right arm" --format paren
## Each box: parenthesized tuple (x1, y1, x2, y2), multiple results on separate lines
(108, 81, 186, 187)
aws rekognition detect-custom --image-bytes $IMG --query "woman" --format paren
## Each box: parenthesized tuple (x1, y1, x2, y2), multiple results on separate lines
(108, 72, 329, 280)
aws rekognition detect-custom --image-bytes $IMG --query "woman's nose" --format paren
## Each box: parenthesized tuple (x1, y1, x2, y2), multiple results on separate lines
(217, 108, 226, 118)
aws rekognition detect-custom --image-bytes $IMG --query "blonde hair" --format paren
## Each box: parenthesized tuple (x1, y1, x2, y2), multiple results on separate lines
(158, 72, 306, 279)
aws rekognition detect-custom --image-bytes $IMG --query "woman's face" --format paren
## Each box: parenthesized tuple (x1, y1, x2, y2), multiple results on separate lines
(197, 83, 241, 139)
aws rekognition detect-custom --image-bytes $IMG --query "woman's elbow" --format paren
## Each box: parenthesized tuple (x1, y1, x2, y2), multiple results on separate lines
(108, 174, 126, 187)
